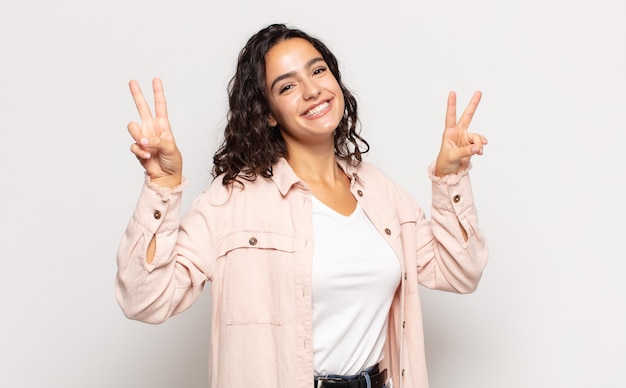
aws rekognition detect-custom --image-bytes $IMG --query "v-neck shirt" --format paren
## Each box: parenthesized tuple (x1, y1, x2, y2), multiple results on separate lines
(311, 195, 401, 376)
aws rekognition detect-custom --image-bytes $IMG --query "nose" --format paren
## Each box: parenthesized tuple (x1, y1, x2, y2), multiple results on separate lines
(302, 78, 321, 100)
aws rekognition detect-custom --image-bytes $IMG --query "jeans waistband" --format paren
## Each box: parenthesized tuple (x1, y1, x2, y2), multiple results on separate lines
(314, 364, 387, 388)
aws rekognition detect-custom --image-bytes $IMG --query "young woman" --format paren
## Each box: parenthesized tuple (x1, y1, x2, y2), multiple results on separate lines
(117, 23, 488, 388)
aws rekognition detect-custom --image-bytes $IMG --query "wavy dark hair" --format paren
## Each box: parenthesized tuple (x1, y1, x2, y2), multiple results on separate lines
(212, 23, 369, 185)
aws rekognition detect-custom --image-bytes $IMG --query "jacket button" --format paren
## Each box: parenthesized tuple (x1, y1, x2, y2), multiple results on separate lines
(357, 190, 363, 197)
(153, 210, 162, 220)
(453, 194, 461, 203)
(402, 321, 406, 329)
(402, 369, 405, 377)
(404, 272, 408, 280)
(249, 237, 258, 246)
(384, 228, 391, 235)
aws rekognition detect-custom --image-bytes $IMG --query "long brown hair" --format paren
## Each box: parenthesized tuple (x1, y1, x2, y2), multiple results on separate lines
(212, 24, 369, 185)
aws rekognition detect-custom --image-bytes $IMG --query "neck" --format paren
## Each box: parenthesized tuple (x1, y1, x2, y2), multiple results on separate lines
(285, 141, 357, 216)
(285, 145, 343, 185)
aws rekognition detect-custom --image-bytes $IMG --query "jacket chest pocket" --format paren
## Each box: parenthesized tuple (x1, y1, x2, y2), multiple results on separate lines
(218, 231, 298, 326)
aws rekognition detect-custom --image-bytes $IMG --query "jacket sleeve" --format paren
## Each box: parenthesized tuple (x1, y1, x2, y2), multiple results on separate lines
(115, 176, 215, 324)
(415, 165, 489, 293)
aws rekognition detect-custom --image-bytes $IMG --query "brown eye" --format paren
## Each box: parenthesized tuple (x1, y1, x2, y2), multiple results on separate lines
(313, 67, 327, 76)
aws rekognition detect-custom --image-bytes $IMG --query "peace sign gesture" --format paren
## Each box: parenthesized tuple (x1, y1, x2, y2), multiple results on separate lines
(127, 78, 182, 188)
(434, 91, 488, 177)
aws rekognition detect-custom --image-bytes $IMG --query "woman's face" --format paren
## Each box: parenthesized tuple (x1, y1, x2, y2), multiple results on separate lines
(264, 38, 344, 149)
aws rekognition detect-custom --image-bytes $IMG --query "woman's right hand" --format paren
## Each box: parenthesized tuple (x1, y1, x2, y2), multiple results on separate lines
(127, 78, 182, 188)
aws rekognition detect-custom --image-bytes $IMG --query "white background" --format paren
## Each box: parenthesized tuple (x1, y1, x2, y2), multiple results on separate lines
(1, 0, 624, 387)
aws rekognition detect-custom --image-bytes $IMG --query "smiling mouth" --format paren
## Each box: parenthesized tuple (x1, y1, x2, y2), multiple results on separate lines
(303, 101, 330, 118)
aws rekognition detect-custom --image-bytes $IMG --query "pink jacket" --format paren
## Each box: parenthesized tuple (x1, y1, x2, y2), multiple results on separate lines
(116, 157, 488, 388)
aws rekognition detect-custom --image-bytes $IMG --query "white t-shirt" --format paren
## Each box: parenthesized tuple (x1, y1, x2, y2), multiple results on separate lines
(311, 196, 401, 376)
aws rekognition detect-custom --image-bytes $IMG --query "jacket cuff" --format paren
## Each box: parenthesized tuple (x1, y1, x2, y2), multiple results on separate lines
(144, 174, 187, 198)
(133, 176, 187, 235)
(429, 163, 475, 215)
(427, 162, 472, 186)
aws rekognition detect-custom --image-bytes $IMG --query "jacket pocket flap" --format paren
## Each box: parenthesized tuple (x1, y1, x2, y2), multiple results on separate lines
(217, 230, 300, 256)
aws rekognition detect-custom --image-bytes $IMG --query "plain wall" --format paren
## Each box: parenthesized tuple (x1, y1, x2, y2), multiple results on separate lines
(1, 0, 624, 387)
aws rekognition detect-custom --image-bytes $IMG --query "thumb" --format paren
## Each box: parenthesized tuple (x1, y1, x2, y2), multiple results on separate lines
(448, 144, 478, 163)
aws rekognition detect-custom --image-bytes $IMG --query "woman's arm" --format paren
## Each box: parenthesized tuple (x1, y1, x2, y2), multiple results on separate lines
(416, 91, 489, 292)
(115, 79, 208, 323)
(126, 78, 182, 263)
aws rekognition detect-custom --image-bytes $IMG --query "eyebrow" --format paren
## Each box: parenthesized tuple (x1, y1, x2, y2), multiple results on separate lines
(269, 57, 325, 92)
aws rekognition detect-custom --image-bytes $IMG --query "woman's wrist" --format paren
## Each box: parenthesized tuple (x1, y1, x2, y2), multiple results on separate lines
(151, 175, 182, 188)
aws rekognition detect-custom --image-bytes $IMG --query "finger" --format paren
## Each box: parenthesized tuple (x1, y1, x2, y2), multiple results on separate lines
(127, 121, 143, 142)
(128, 121, 160, 154)
(129, 80, 154, 122)
(130, 142, 151, 160)
(132, 135, 178, 157)
(448, 143, 479, 162)
(479, 134, 488, 145)
(468, 132, 488, 145)
(445, 91, 457, 129)
(467, 133, 485, 155)
(457, 91, 482, 129)
(152, 78, 168, 119)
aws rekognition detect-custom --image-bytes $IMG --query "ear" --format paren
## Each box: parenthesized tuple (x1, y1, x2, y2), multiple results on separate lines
(267, 115, 277, 128)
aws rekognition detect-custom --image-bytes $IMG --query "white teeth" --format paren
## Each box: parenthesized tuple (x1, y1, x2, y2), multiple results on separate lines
(305, 102, 329, 117)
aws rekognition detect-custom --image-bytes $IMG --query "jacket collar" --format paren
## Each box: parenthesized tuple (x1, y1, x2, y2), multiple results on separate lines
(270, 158, 302, 196)
(337, 158, 359, 179)
(270, 157, 363, 196)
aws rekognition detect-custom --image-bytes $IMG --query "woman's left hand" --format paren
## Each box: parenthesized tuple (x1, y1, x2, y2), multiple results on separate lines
(434, 91, 488, 177)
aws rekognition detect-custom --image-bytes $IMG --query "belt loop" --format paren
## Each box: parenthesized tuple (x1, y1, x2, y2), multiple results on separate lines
(361, 370, 372, 388)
